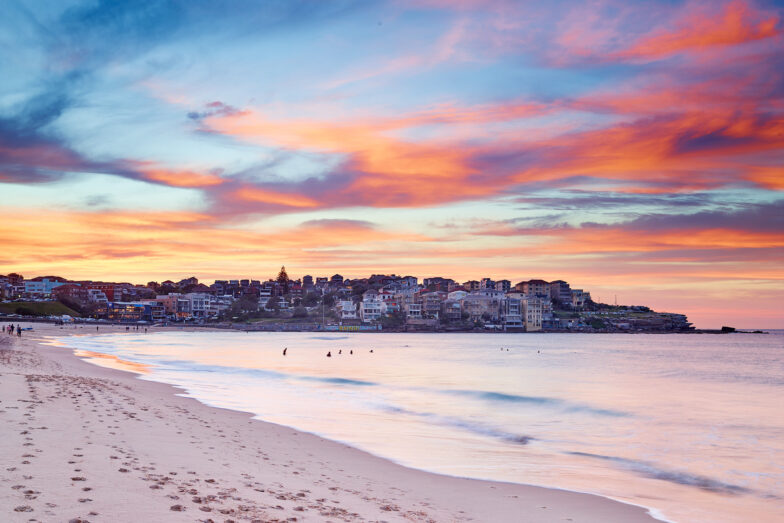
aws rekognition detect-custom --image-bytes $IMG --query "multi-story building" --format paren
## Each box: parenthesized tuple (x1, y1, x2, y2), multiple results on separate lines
(440, 299, 462, 322)
(399, 276, 418, 289)
(360, 290, 384, 323)
(502, 297, 524, 329)
(461, 293, 502, 322)
(480, 278, 495, 290)
(517, 279, 550, 297)
(447, 289, 468, 301)
(53, 284, 86, 302)
(549, 280, 572, 305)
(403, 302, 422, 320)
(420, 291, 447, 319)
(495, 279, 511, 292)
(522, 296, 544, 331)
(24, 276, 68, 296)
(108, 302, 166, 323)
(336, 300, 358, 320)
(571, 289, 590, 309)
(463, 280, 481, 292)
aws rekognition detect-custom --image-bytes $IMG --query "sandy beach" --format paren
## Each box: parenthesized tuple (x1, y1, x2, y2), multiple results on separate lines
(0, 323, 656, 522)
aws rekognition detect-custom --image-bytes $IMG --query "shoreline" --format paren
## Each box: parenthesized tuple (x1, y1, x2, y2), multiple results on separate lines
(1, 316, 758, 335)
(1, 323, 659, 522)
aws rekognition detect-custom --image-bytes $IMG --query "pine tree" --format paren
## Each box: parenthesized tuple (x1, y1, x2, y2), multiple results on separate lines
(277, 266, 290, 293)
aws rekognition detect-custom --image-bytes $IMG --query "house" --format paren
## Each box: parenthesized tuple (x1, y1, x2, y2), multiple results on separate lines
(336, 300, 358, 320)
(360, 290, 384, 323)
(571, 289, 590, 308)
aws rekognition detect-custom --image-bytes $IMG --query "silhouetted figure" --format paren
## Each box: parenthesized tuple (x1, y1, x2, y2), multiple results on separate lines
(283, 348, 287, 356)
(350, 350, 353, 355)
(339, 349, 342, 354)
(327, 351, 332, 357)
(97, 326, 99, 331)
(17, 325, 21, 337)
(369, 349, 374, 353)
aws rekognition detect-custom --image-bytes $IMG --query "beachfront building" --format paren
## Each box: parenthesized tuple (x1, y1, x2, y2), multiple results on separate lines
(502, 297, 524, 329)
(107, 302, 166, 323)
(420, 291, 447, 319)
(522, 296, 544, 331)
(549, 280, 572, 306)
(360, 290, 384, 323)
(461, 293, 502, 322)
(403, 302, 422, 320)
(336, 300, 358, 320)
(440, 299, 462, 322)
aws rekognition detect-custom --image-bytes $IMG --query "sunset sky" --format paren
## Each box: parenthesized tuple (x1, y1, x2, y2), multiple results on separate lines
(1, 0, 782, 328)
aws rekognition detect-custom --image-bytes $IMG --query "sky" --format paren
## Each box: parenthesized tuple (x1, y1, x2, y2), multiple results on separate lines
(0, 0, 782, 328)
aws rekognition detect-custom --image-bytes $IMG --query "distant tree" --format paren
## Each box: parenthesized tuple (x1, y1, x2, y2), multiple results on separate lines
(322, 292, 336, 307)
(301, 292, 320, 307)
(380, 311, 405, 330)
(158, 284, 177, 295)
(276, 266, 290, 293)
(292, 306, 308, 318)
(350, 283, 367, 298)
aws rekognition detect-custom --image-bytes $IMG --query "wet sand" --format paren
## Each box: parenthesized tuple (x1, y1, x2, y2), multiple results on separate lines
(0, 323, 657, 522)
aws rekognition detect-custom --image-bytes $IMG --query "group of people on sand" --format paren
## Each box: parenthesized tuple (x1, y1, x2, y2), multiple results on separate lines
(4, 323, 22, 337)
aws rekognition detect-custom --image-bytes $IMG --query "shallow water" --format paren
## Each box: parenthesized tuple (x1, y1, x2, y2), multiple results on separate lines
(48, 330, 784, 522)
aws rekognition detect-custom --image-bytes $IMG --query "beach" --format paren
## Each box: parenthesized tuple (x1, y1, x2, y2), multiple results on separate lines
(0, 323, 656, 522)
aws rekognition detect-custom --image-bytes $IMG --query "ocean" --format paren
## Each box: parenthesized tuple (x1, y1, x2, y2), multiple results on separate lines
(47, 330, 784, 522)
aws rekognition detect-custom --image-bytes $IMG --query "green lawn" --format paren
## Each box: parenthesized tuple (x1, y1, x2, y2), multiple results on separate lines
(0, 301, 81, 317)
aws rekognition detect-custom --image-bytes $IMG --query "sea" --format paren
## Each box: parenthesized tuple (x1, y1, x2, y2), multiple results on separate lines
(46, 330, 784, 522)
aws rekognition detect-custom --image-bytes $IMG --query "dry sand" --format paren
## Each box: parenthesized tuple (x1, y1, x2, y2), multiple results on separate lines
(0, 323, 658, 522)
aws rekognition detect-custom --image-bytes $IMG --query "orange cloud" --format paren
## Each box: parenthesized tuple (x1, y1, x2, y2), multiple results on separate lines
(615, 0, 780, 60)
(142, 168, 224, 188)
(234, 187, 320, 208)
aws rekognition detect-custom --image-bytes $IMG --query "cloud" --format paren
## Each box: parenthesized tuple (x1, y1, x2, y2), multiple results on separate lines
(613, 0, 781, 61)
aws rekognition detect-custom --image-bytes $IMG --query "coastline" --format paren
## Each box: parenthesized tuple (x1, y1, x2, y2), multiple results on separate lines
(1, 324, 658, 522)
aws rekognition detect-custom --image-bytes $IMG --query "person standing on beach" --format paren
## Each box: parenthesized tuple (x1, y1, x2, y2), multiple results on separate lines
(17, 324, 21, 337)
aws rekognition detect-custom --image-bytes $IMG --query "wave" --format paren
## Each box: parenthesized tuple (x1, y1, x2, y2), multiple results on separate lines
(446, 389, 629, 418)
(567, 452, 750, 494)
(381, 404, 534, 445)
(300, 376, 377, 386)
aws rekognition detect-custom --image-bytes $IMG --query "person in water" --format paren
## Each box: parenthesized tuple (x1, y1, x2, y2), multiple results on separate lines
(350, 350, 353, 355)
(326, 351, 332, 357)
(283, 347, 287, 356)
